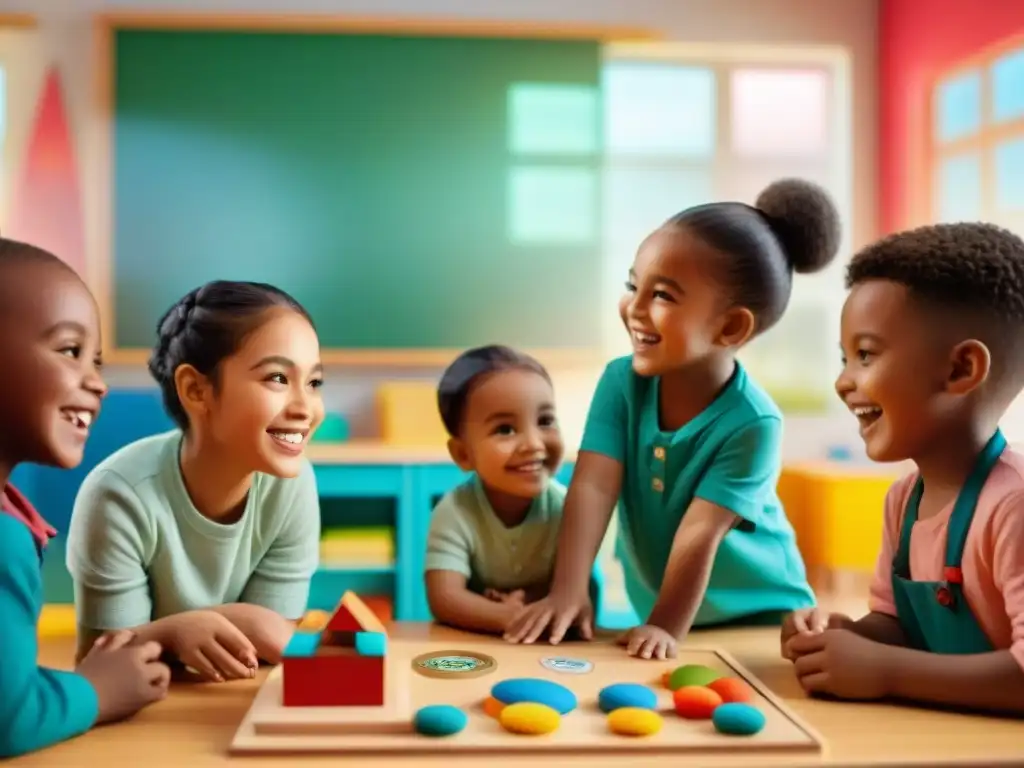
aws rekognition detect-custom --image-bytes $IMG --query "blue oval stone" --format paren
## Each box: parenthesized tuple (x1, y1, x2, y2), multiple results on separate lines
(491, 677, 577, 714)
(414, 704, 468, 736)
(712, 702, 766, 735)
(598, 683, 658, 713)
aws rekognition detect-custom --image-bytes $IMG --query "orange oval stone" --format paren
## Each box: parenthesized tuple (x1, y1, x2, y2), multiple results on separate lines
(707, 677, 753, 704)
(672, 685, 722, 719)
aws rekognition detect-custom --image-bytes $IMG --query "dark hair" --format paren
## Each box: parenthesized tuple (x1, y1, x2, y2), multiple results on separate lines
(847, 221, 1024, 387)
(437, 345, 551, 437)
(665, 178, 842, 335)
(148, 280, 314, 430)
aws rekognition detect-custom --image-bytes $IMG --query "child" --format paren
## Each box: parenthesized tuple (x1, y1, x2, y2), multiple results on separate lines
(505, 179, 840, 659)
(65, 280, 324, 683)
(425, 345, 568, 634)
(781, 222, 1024, 715)
(0, 238, 169, 758)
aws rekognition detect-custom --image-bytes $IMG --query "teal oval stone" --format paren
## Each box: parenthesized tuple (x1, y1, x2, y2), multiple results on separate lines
(491, 677, 577, 714)
(598, 683, 658, 713)
(414, 704, 468, 736)
(712, 702, 766, 735)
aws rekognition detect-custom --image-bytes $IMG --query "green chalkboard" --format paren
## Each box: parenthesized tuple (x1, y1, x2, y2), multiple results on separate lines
(111, 29, 604, 351)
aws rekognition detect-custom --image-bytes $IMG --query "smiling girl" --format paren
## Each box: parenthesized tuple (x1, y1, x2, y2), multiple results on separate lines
(506, 179, 839, 659)
(66, 281, 323, 682)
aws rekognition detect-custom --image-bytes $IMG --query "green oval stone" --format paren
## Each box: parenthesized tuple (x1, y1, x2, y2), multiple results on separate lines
(667, 664, 721, 691)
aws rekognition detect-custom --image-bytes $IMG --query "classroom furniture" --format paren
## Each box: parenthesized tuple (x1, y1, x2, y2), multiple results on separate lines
(777, 461, 902, 578)
(101, 19, 622, 364)
(20, 623, 1021, 767)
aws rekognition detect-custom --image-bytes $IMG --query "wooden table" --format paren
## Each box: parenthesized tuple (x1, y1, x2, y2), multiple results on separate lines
(15, 623, 1024, 768)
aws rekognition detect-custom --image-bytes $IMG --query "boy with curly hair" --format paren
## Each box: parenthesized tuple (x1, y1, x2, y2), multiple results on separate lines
(782, 222, 1024, 715)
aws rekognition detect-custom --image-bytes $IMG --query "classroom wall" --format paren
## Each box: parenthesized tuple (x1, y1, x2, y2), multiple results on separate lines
(877, 0, 1024, 440)
(878, 0, 1024, 235)
(0, 0, 880, 459)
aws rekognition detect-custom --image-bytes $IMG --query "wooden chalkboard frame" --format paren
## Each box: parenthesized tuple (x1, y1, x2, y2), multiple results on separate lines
(91, 13, 656, 368)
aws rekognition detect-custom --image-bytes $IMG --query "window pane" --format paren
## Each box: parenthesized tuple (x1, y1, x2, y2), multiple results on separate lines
(719, 163, 831, 207)
(992, 47, 1024, 123)
(730, 69, 828, 157)
(739, 302, 836, 414)
(507, 83, 599, 155)
(934, 153, 982, 222)
(995, 138, 1024, 213)
(934, 71, 982, 142)
(602, 62, 715, 157)
(508, 165, 596, 244)
(602, 165, 714, 253)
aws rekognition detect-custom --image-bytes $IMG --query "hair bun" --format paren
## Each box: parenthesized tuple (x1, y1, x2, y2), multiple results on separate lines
(755, 178, 841, 275)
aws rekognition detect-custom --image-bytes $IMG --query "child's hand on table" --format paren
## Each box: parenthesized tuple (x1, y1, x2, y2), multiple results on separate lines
(503, 591, 594, 645)
(159, 610, 259, 682)
(786, 627, 891, 700)
(780, 608, 854, 660)
(617, 624, 677, 660)
(214, 603, 295, 665)
(76, 629, 171, 724)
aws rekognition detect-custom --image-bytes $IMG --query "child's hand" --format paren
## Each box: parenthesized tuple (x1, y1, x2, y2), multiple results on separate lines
(788, 628, 890, 700)
(781, 608, 853, 660)
(503, 591, 593, 645)
(76, 631, 170, 724)
(160, 610, 259, 682)
(617, 624, 677, 660)
(214, 603, 295, 665)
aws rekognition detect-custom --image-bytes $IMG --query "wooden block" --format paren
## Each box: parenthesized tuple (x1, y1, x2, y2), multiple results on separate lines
(326, 591, 387, 635)
(356, 631, 386, 657)
(282, 653, 385, 707)
(283, 631, 321, 658)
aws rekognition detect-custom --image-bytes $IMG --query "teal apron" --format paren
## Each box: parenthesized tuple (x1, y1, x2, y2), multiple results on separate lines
(890, 430, 1004, 654)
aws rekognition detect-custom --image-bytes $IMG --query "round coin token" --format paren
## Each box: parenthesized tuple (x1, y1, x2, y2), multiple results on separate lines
(411, 650, 498, 679)
(539, 656, 594, 674)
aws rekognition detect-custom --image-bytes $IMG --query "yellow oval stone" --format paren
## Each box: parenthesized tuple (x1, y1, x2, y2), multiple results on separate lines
(607, 706, 663, 736)
(499, 702, 561, 735)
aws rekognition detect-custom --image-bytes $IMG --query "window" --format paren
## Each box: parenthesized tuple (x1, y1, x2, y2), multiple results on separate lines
(506, 82, 599, 245)
(600, 44, 852, 413)
(930, 38, 1024, 236)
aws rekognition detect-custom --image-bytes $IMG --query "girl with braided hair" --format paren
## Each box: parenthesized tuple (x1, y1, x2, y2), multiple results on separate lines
(66, 280, 324, 683)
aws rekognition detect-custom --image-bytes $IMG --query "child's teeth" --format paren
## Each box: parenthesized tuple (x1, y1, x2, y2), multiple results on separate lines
(272, 432, 303, 444)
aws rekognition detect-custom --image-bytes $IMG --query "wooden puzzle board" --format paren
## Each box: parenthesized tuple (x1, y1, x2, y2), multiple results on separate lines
(230, 639, 824, 756)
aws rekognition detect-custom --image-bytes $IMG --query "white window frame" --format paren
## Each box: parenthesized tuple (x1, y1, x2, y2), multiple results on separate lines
(598, 42, 854, 414)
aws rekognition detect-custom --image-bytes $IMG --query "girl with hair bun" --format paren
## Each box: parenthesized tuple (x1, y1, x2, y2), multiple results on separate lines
(66, 280, 324, 683)
(506, 179, 842, 659)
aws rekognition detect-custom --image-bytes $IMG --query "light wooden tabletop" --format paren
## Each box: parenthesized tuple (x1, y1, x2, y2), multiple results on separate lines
(14, 623, 1024, 767)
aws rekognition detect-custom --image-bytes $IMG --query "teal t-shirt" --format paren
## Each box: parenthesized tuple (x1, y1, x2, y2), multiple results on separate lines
(66, 430, 321, 639)
(0, 509, 98, 757)
(580, 356, 814, 626)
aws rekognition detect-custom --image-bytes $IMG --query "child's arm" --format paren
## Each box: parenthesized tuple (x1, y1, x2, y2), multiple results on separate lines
(0, 516, 99, 758)
(648, 417, 783, 638)
(645, 499, 739, 637)
(424, 494, 519, 633)
(426, 570, 525, 634)
(791, 490, 1024, 714)
(504, 361, 628, 644)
